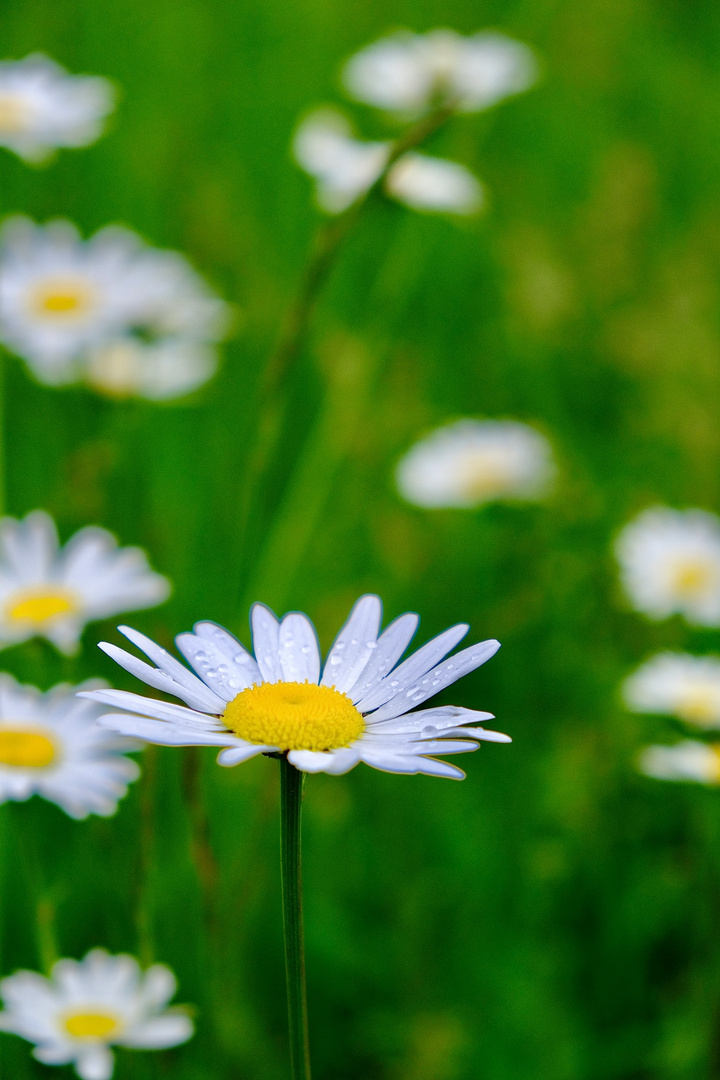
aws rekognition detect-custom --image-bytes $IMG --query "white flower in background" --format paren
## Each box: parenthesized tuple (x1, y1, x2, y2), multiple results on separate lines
(0, 675, 140, 818)
(0, 216, 229, 394)
(293, 109, 482, 215)
(84, 339, 218, 401)
(623, 653, 720, 729)
(0, 949, 193, 1080)
(615, 507, 720, 625)
(0, 54, 114, 164)
(0, 510, 170, 655)
(80, 594, 509, 780)
(343, 30, 537, 115)
(395, 419, 555, 509)
(638, 740, 720, 785)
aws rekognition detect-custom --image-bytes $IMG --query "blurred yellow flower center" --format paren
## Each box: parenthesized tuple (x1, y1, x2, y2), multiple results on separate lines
(0, 95, 27, 133)
(677, 691, 718, 727)
(458, 455, 513, 500)
(31, 279, 96, 319)
(671, 560, 714, 596)
(222, 681, 364, 752)
(64, 1012, 119, 1040)
(0, 728, 55, 768)
(7, 590, 77, 625)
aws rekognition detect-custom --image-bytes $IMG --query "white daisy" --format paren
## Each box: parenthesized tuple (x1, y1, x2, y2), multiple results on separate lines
(623, 652, 720, 729)
(293, 109, 482, 215)
(395, 419, 555, 509)
(638, 740, 720, 785)
(0, 675, 140, 818)
(615, 507, 720, 626)
(0, 54, 114, 164)
(79, 594, 509, 780)
(0, 949, 193, 1080)
(0, 510, 170, 655)
(0, 216, 229, 391)
(342, 30, 538, 115)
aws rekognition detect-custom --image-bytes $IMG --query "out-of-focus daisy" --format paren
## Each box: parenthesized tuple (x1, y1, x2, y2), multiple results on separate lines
(80, 594, 509, 780)
(293, 109, 482, 215)
(0, 675, 140, 818)
(623, 652, 720, 729)
(0, 510, 170, 655)
(0, 949, 193, 1080)
(638, 740, 720, 785)
(615, 507, 720, 626)
(0, 54, 114, 164)
(395, 419, 555, 509)
(0, 216, 229, 394)
(343, 30, 537, 115)
(84, 339, 218, 401)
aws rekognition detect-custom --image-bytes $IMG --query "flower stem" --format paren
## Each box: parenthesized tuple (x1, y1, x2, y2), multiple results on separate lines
(279, 756, 311, 1080)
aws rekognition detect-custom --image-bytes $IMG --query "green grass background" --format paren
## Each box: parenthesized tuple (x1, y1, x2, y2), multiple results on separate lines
(2, 0, 720, 1076)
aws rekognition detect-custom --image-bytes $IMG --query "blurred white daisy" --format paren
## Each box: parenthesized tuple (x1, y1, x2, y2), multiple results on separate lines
(638, 740, 720, 785)
(84, 339, 218, 401)
(293, 109, 482, 215)
(343, 30, 538, 115)
(0, 675, 140, 818)
(395, 419, 555, 509)
(0, 216, 229, 394)
(0, 54, 114, 164)
(0, 510, 170, 655)
(615, 507, 720, 625)
(80, 594, 509, 780)
(0, 949, 193, 1080)
(623, 652, 720, 729)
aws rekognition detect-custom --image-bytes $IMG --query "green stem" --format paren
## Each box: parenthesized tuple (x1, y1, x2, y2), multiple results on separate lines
(279, 757, 311, 1080)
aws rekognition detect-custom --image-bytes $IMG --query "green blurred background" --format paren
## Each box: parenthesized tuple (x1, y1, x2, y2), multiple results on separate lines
(3, 0, 720, 1076)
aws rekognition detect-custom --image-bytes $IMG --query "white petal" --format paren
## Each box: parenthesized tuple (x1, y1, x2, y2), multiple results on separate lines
(251, 604, 281, 682)
(120, 1013, 193, 1049)
(98, 641, 224, 713)
(117, 626, 225, 712)
(192, 622, 261, 683)
(175, 632, 258, 701)
(357, 747, 466, 779)
(366, 704, 494, 732)
(320, 594, 382, 694)
(78, 688, 221, 727)
(75, 1045, 115, 1080)
(216, 744, 276, 766)
(98, 714, 235, 747)
(348, 612, 419, 701)
(277, 613, 321, 684)
(287, 747, 361, 775)
(355, 623, 470, 712)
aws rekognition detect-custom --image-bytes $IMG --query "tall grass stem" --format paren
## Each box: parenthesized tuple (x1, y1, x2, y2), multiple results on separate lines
(279, 756, 311, 1080)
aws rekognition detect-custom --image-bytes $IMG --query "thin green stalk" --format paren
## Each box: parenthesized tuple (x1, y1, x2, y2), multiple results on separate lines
(279, 756, 311, 1080)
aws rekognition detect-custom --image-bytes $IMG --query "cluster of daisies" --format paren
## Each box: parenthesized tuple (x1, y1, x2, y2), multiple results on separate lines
(616, 507, 720, 786)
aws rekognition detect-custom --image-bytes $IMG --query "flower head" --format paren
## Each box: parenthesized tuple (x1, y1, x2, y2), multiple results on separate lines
(623, 652, 720, 729)
(0, 675, 140, 818)
(638, 740, 720, 785)
(0, 949, 193, 1080)
(0, 216, 229, 395)
(293, 109, 482, 215)
(615, 507, 720, 625)
(0, 510, 170, 655)
(395, 419, 555, 509)
(0, 54, 114, 164)
(343, 30, 537, 115)
(81, 595, 508, 779)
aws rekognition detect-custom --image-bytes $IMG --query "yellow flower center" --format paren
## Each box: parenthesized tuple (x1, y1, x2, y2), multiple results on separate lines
(457, 454, 514, 501)
(7, 590, 77, 626)
(0, 95, 28, 133)
(677, 690, 719, 727)
(63, 1012, 119, 1040)
(671, 560, 714, 597)
(31, 279, 96, 320)
(222, 681, 364, 752)
(0, 728, 56, 768)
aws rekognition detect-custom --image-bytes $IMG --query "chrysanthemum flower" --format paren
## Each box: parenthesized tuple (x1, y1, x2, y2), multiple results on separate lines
(0, 216, 229, 393)
(80, 595, 508, 779)
(638, 740, 720, 785)
(0, 511, 170, 655)
(0, 54, 114, 164)
(395, 419, 555, 509)
(623, 652, 720, 729)
(342, 30, 537, 115)
(293, 109, 482, 215)
(0, 949, 193, 1080)
(0, 675, 140, 818)
(615, 507, 720, 625)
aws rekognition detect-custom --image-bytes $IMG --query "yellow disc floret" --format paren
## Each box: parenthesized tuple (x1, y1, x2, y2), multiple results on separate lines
(7, 590, 77, 626)
(222, 681, 364, 752)
(0, 728, 56, 768)
(64, 1012, 119, 1040)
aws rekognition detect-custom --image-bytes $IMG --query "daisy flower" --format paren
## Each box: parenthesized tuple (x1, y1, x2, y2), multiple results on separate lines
(638, 740, 720, 785)
(293, 109, 482, 215)
(615, 507, 720, 625)
(0, 54, 114, 164)
(0, 675, 140, 818)
(0, 216, 229, 392)
(623, 652, 720, 729)
(342, 30, 538, 116)
(0, 510, 170, 655)
(80, 594, 509, 779)
(0, 949, 193, 1080)
(395, 419, 555, 509)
